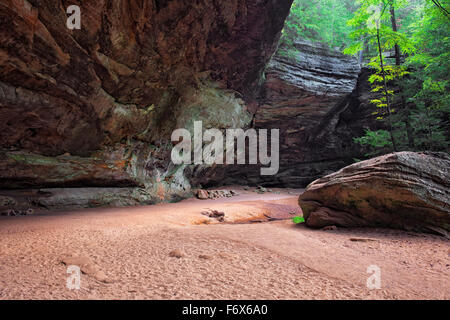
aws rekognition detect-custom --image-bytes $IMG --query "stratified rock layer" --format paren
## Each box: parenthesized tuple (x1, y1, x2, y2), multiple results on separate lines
(298, 152, 450, 233)
(0, 0, 293, 206)
(191, 40, 374, 188)
(0, 0, 292, 155)
(254, 40, 362, 184)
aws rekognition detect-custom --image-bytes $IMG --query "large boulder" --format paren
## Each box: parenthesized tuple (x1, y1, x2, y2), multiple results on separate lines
(298, 152, 450, 234)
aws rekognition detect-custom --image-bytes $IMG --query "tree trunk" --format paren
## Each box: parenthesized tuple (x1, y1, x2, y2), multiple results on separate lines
(404, 108, 415, 148)
(425, 101, 434, 150)
(331, 0, 336, 47)
(389, 4, 401, 66)
(377, 28, 398, 152)
(358, 36, 367, 66)
(390, 2, 414, 148)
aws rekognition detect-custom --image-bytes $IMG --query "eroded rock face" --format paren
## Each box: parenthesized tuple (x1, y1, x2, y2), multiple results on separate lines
(0, 0, 292, 155)
(253, 40, 363, 185)
(299, 152, 450, 233)
(268, 40, 360, 96)
(191, 40, 376, 188)
(0, 0, 293, 206)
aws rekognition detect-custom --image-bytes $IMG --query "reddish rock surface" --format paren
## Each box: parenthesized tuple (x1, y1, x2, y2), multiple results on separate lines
(190, 41, 381, 188)
(0, 0, 292, 156)
(299, 152, 450, 234)
(0, 0, 293, 206)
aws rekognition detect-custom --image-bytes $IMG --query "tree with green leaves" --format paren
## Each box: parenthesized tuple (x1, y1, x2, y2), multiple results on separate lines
(279, 0, 356, 54)
(345, 0, 448, 156)
(345, 0, 414, 152)
(279, 0, 449, 157)
(403, 0, 450, 151)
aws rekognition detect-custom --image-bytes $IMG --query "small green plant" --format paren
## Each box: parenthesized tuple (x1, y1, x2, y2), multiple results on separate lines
(354, 129, 393, 157)
(293, 216, 306, 224)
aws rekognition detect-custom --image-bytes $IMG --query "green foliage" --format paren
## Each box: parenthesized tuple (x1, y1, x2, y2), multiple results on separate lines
(354, 130, 393, 156)
(280, 0, 356, 51)
(400, 1, 450, 151)
(281, 0, 449, 157)
(344, 0, 414, 55)
(348, 0, 449, 156)
(292, 216, 306, 224)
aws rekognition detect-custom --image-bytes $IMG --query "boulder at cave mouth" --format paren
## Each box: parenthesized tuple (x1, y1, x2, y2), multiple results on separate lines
(298, 152, 450, 234)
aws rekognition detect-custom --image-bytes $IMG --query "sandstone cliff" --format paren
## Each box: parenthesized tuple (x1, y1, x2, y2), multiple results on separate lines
(0, 0, 293, 207)
(191, 40, 380, 188)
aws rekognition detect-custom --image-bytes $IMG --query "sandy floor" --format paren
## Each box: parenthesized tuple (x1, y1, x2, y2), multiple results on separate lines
(0, 187, 448, 300)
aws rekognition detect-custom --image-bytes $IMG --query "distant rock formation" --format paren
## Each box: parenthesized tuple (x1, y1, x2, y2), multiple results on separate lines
(191, 40, 380, 187)
(299, 152, 450, 235)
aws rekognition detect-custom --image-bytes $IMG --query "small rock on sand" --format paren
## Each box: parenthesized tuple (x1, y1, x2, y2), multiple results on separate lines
(197, 189, 237, 200)
(255, 186, 267, 194)
(201, 210, 225, 222)
(0, 196, 17, 207)
(196, 190, 209, 200)
(0, 208, 34, 216)
(169, 249, 186, 258)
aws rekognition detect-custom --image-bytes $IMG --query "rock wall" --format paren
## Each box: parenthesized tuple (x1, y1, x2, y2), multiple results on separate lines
(192, 40, 380, 187)
(0, 0, 293, 207)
